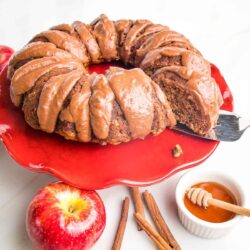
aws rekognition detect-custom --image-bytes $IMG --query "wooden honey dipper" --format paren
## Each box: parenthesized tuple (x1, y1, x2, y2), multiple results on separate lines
(186, 188, 250, 217)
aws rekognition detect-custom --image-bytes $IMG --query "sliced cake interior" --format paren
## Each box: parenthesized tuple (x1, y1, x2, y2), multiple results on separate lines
(152, 66, 223, 134)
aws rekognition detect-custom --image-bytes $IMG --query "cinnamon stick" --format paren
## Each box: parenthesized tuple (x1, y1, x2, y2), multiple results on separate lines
(143, 190, 181, 250)
(130, 187, 145, 230)
(134, 213, 172, 250)
(111, 197, 130, 250)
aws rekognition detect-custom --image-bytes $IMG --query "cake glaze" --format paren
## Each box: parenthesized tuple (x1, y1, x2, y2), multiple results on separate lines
(7, 14, 223, 144)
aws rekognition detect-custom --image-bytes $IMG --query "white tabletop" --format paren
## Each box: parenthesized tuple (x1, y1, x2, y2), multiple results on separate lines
(0, 0, 250, 249)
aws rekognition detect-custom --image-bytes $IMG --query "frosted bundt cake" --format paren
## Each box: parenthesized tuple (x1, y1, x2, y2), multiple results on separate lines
(7, 14, 223, 145)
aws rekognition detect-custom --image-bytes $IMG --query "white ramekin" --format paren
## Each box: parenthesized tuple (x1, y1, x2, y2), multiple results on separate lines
(175, 168, 245, 239)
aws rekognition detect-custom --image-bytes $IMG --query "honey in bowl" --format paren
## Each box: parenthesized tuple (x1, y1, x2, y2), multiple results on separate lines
(184, 182, 237, 223)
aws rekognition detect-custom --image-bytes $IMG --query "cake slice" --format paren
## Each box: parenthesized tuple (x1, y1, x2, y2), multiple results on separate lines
(152, 66, 223, 134)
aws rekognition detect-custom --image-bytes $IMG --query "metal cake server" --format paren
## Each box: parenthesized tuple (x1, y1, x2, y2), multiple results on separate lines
(173, 110, 250, 142)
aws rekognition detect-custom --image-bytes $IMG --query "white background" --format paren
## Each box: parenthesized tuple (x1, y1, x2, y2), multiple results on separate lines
(0, 0, 250, 249)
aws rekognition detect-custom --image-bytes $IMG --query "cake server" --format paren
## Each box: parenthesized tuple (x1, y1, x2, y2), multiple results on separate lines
(173, 110, 250, 142)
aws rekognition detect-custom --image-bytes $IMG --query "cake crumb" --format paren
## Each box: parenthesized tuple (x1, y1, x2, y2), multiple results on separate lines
(172, 144, 183, 158)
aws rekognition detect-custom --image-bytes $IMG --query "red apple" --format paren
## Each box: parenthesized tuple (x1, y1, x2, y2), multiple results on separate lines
(0, 45, 13, 73)
(26, 182, 106, 250)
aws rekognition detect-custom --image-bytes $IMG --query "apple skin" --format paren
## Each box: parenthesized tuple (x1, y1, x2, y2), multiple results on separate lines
(26, 182, 106, 250)
(0, 45, 13, 72)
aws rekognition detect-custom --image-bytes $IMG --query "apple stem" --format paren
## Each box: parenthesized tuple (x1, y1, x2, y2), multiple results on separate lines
(68, 206, 75, 213)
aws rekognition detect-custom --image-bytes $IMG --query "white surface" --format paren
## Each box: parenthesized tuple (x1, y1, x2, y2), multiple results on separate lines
(0, 0, 249, 249)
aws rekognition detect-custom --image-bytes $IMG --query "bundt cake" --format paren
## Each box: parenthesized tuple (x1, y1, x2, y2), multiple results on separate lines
(7, 14, 223, 145)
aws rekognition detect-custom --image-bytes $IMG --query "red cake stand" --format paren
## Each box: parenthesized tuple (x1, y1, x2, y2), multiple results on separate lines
(0, 48, 233, 190)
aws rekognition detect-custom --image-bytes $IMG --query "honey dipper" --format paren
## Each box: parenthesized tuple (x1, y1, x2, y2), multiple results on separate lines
(186, 188, 250, 217)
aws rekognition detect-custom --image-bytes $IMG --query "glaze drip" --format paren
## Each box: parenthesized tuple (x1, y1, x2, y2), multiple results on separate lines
(107, 67, 154, 139)
(89, 74, 115, 140)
